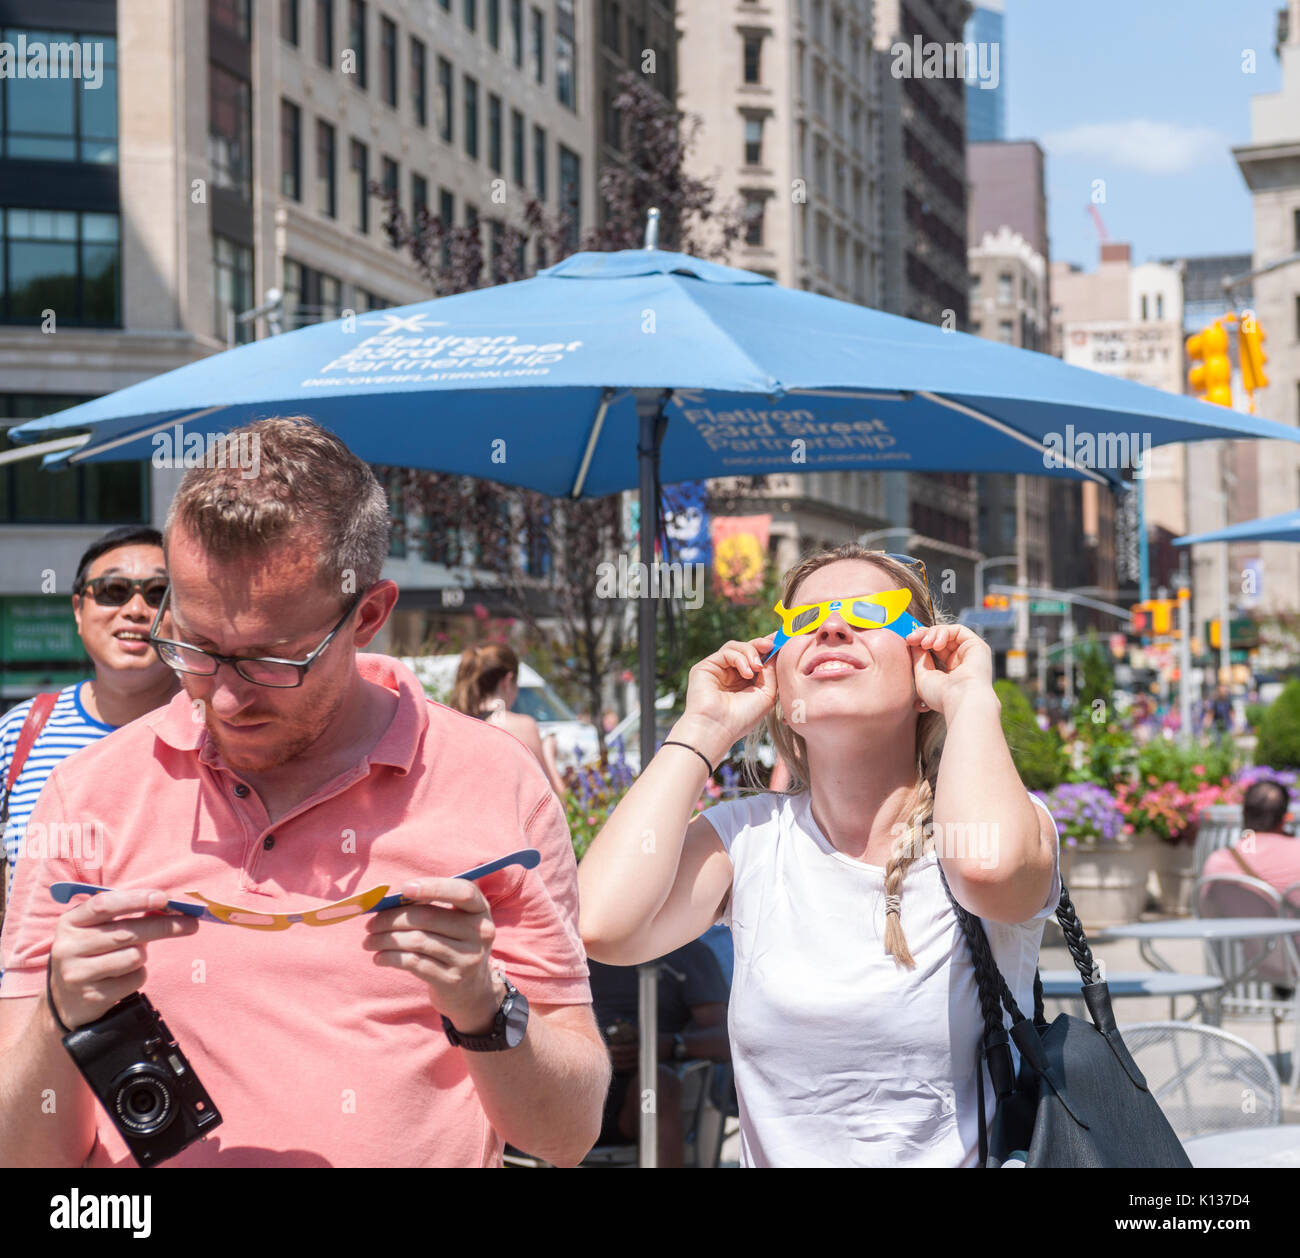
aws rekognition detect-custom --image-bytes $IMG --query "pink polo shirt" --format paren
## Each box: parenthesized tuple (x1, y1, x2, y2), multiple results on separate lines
(1203, 832, 1300, 902)
(0, 653, 590, 1167)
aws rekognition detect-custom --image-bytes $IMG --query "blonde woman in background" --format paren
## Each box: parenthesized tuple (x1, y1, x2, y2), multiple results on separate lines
(578, 543, 1062, 1167)
(451, 644, 567, 799)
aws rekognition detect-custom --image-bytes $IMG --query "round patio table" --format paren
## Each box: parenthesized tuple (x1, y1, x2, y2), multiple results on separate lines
(1090, 919, 1300, 992)
(1181, 1125, 1300, 1168)
(1039, 971, 1224, 1022)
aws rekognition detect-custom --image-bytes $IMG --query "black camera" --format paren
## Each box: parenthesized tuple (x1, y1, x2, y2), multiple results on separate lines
(62, 991, 222, 1167)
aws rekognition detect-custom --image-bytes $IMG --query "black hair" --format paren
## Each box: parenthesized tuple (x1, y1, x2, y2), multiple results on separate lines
(1242, 779, 1289, 834)
(72, 525, 165, 594)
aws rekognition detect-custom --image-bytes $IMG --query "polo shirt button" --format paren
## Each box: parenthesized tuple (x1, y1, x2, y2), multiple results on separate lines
(263, 835, 275, 851)
(233, 783, 249, 798)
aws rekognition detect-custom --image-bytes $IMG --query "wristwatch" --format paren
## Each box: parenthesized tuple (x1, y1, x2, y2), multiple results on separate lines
(441, 973, 529, 1052)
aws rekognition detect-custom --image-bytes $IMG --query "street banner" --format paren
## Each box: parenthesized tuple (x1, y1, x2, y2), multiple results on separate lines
(661, 480, 711, 567)
(712, 514, 770, 600)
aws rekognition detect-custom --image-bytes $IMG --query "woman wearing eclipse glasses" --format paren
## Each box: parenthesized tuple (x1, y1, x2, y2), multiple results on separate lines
(578, 543, 1062, 1168)
(0, 526, 178, 922)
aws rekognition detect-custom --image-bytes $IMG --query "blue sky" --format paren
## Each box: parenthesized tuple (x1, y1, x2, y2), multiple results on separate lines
(999, 0, 1286, 269)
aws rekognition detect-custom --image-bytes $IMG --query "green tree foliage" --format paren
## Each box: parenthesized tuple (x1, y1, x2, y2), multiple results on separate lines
(1254, 679, 1300, 770)
(995, 679, 1066, 791)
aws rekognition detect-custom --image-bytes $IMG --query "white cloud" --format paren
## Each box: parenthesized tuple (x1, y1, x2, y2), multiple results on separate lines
(1041, 119, 1230, 174)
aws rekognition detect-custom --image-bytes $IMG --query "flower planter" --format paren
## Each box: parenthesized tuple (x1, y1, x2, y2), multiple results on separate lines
(1150, 837, 1198, 917)
(1058, 841, 1155, 929)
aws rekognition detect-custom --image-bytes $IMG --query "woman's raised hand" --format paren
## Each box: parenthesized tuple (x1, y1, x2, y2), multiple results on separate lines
(679, 635, 780, 753)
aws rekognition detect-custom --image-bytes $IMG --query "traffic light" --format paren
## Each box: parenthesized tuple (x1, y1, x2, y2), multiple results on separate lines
(1186, 319, 1233, 407)
(1240, 314, 1270, 404)
(982, 594, 1009, 609)
(1209, 619, 1221, 649)
(1151, 601, 1171, 634)
(1131, 603, 1149, 633)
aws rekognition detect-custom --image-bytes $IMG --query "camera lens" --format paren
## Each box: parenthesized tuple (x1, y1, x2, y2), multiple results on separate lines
(109, 1066, 176, 1137)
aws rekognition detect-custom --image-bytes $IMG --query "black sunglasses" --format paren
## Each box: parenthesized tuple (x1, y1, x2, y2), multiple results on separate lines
(78, 576, 170, 609)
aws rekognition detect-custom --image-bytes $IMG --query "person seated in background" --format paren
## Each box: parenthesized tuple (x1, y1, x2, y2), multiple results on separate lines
(450, 644, 567, 799)
(587, 939, 730, 1166)
(1203, 779, 1300, 901)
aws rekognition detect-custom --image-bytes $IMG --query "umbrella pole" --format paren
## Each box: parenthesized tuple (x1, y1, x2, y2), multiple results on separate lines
(636, 392, 665, 1169)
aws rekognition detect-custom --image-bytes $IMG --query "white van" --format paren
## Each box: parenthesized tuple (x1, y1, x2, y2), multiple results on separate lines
(398, 654, 600, 768)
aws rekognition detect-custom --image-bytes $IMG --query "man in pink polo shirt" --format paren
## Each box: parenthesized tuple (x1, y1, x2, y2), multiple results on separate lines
(1203, 778, 1300, 902)
(0, 417, 609, 1168)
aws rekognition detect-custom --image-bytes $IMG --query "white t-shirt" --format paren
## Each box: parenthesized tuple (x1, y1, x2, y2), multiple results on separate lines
(699, 789, 1062, 1168)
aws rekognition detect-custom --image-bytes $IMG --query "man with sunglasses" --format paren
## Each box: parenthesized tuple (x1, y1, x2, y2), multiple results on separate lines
(0, 417, 606, 1169)
(0, 527, 179, 917)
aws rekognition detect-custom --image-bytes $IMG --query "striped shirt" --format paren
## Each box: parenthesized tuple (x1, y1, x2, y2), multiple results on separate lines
(1, 682, 113, 901)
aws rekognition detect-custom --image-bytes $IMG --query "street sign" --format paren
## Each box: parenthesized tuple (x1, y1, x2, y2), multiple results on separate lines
(1006, 649, 1027, 679)
(1030, 600, 1068, 615)
(960, 608, 1017, 630)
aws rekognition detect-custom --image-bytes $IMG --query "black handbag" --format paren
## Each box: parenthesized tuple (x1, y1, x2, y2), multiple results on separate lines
(937, 862, 1192, 1168)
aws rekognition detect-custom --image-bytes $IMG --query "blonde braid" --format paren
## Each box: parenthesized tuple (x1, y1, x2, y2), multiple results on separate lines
(882, 764, 936, 967)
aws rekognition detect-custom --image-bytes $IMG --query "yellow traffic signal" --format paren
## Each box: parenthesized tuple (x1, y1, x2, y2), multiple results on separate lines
(1240, 315, 1269, 399)
(1151, 601, 1171, 634)
(1186, 320, 1233, 407)
(1209, 619, 1221, 649)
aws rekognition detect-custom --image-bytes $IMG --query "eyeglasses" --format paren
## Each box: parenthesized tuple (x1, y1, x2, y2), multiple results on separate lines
(147, 585, 364, 689)
(48, 849, 542, 931)
(78, 576, 170, 609)
(764, 588, 923, 661)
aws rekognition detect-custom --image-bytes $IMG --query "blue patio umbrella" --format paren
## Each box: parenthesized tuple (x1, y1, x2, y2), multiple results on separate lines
(1174, 509, 1300, 547)
(15, 244, 1300, 1164)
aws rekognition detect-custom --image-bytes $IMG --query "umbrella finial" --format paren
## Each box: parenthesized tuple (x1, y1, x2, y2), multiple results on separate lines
(643, 208, 660, 251)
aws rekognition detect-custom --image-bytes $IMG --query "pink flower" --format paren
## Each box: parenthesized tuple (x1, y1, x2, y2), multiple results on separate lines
(587, 815, 598, 825)
(1193, 764, 1206, 775)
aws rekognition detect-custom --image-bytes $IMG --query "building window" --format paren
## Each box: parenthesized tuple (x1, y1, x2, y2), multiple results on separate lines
(744, 116, 763, 165)
(350, 138, 369, 232)
(411, 37, 427, 127)
(743, 194, 765, 246)
(603, 1, 621, 52)
(0, 394, 144, 524)
(743, 35, 762, 83)
(556, 31, 576, 109)
(488, 0, 501, 48)
(511, 108, 525, 185)
(464, 76, 479, 159)
(531, 6, 545, 83)
(316, 0, 334, 67)
(412, 172, 428, 223)
(970, 271, 980, 299)
(281, 99, 302, 200)
(316, 118, 337, 217)
(534, 124, 547, 199)
(1, 208, 120, 327)
(0, 29, 117, 163)
(998, 319, 1014, 344)
(382, 156, 399, 245)
(438, 57, 454, 142)
(465, 0, 477, 31)
(1156, 293, 1164, 320)
(439, 187, 455, 265)
(488, 93, 503, 172)
(559, 144, 580, 247)
(283, 257, 343, 326)
(1296, 293, 1300, 339)
(379, 15, 397, 106)
(281, 0, 300, 44)
(1140, 294, 1148, 321)
(511, 0, 524, 67)
(997, 271, 1012, 304)
(603, 89, 621, 151)
(348, 0, 367, 88)
(211, 0, 252, 39)
(213, 234, 254, 343)
(209, 64, 252, 198)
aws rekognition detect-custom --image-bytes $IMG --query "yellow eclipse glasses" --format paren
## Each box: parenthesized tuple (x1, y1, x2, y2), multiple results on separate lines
(764, 588, 923, 661)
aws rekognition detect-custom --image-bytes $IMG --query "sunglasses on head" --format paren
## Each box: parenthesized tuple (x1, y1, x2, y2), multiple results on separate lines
(79, 576, 169, 609)
(763, 587, 923, 662)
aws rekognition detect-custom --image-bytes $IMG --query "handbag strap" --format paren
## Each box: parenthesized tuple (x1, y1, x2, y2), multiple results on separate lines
(1225, 843, 1265, 884)
(2, 691, 58, 822)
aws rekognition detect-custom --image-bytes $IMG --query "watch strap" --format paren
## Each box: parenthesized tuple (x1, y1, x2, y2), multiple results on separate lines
(442, 975, 528, 1052)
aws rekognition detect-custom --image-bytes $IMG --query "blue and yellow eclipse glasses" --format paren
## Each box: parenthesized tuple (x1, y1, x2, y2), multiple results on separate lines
(763, 588, 923, 662)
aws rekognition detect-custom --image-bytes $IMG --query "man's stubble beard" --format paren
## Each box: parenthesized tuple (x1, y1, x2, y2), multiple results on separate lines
(204, 684, 351, 773)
